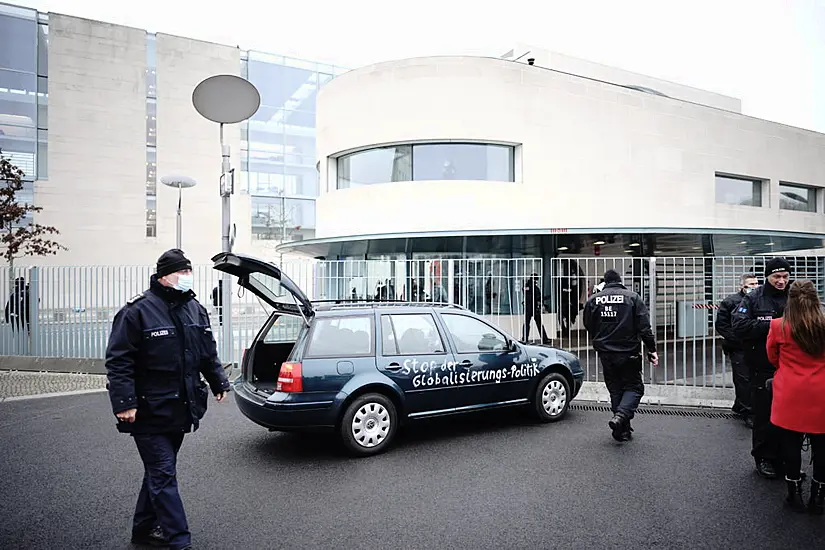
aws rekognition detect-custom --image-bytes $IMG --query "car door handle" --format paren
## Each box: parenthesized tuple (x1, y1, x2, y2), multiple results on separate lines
(385, 363, 402, 372)
(458, 360, 473, 367)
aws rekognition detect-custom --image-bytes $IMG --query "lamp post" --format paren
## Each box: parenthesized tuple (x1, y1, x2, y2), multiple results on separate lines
(160, 174, 197, 249)
(192, 74, 260, 366)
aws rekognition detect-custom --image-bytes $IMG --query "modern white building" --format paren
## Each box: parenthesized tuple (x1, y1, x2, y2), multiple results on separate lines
(0, 2, 346, 267)
(279, 48, 825, 262)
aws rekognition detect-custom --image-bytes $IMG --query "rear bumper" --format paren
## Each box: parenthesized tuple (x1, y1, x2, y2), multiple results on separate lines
(233, 381, 340, 432)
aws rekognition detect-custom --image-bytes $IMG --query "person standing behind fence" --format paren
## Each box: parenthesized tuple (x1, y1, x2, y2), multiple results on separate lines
(105, 249, 230, 550)
(583, 269, 658, 442)
(4, 276, 30, 334)
(523, 274, 549, 344)
(732, 257, 790, 480)
(766, 280, 825, 514)
(715, 273, 759, 426)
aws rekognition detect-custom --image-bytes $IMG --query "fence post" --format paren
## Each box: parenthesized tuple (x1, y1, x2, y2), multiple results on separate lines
(29, 266, 40, 357)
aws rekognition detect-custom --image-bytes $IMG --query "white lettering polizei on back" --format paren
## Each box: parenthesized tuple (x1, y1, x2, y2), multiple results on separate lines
(594, 295, 625, 305)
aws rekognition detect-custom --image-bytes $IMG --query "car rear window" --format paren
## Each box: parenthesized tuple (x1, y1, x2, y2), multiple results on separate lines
(306, 316, 374, 357)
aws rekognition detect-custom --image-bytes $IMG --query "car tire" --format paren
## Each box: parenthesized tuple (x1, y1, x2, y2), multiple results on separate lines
(339, 393, 398, 457)
(533, 372, 570, 423)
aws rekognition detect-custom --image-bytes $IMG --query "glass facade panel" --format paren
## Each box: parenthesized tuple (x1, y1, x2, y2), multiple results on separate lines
(0, 7, 36, 73)
(36, 75, 47, 129)
(37, 22, 48, 76)
(251, 196, 316, 240)
(244, 52, 342, 238)
(338, 145, 412, 188)
(36, 128, 46, 178)
(779, 183, 817, 212)
(715, 174, 762, 207)
(412, 143, 514, 181)
(0, 69, 37, 125)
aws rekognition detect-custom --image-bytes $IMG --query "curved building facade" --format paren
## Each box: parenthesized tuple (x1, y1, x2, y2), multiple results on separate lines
(282, 54, 825, 260)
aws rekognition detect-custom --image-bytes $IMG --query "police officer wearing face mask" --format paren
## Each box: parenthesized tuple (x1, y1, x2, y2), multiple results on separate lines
(732, 258, 791, 480)
(715, 273, 759, 425)
(105, 249, 230, 550)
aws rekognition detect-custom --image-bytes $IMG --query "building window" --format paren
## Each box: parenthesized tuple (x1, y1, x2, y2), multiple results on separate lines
(145, 33, 157, 238)
(0, 5, 47, 180)
(715, 174, 763, 207)
(337, 143, 516, 189)
(779, 182, 817, 213)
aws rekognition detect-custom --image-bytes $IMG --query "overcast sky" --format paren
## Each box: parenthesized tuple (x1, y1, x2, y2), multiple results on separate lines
(14, 0, 825, 132)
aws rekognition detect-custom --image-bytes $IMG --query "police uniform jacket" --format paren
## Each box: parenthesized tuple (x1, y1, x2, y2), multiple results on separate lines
(582, 282, 656, 355)
(714, 290, 747, 353)
(732, 283, 788, 378)
(105, 276, 230, 434)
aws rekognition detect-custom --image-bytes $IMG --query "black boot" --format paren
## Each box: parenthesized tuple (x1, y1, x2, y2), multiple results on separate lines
(756, 459, 778, 479)
(608, 413, 629, 442)
(785, 476, 807, 513)
(131, 525, 169, 547)
(810, 479, 825, 515)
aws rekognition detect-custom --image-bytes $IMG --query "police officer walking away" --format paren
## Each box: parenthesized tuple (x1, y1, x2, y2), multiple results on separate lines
(583, 269, 658, 442)
(523, 273, 549, 344)
(715, 273, 759, 426)
(105, 249, 231, 549)
(733, 258, 791, 479)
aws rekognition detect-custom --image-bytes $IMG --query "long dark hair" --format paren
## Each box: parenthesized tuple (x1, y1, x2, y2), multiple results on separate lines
(783, 280, 825, 357)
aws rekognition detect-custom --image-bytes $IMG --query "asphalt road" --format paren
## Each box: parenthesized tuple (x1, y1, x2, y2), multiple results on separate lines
(1, 393, 821, 550)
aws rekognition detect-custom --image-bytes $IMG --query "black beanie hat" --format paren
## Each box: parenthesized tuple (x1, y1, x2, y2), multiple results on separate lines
(156, 249, 192, 278)
(764, 257, 791, 278)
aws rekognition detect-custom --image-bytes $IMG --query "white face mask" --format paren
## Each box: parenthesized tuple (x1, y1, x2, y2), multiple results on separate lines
(173, 273, 194, 293)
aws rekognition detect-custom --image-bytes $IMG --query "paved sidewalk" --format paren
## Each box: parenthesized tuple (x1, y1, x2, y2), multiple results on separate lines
(0, 370, 107, 400)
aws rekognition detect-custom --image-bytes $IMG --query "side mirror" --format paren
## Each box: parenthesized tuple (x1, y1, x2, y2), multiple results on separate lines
(507, 339, 518, 352)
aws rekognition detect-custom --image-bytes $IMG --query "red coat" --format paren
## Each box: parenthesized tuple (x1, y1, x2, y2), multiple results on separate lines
(767, 318, 825, 434)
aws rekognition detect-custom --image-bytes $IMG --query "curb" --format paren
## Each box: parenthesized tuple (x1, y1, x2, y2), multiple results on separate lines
(0, 388, 108, 403)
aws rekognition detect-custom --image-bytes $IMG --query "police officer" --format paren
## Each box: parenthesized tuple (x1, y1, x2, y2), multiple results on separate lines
(715, 272, 759, 425)
(523, 273, 549, 343)
(732, 258, 791, 479)
(583, 269, 658, 442)
(105, 249, 230, 550)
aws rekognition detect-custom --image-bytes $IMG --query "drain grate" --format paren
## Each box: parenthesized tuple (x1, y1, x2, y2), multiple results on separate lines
(570, 402, 739, 419)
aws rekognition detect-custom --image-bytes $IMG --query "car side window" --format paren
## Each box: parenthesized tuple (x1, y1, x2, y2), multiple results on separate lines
(381, 314, 445, 356)
(441, 314, 508, 353)
(306, 316, 374, 357)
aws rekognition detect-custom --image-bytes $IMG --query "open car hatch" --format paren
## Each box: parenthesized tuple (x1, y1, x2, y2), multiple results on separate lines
(211, 252, 314, 318)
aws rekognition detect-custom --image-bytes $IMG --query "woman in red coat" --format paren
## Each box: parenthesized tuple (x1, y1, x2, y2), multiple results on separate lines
(767, 279, 825, 514)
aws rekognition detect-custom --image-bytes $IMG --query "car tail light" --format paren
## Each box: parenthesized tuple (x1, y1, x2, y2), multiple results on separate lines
(277, 362, 303, 392)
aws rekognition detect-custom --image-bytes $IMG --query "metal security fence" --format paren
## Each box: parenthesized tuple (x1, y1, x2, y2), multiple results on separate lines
(1, 255, 822, 390)
(0, 258, 541, 366)
(547, 256, 825, 388)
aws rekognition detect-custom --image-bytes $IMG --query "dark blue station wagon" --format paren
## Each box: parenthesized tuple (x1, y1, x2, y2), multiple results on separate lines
(214, 253, 584, 456)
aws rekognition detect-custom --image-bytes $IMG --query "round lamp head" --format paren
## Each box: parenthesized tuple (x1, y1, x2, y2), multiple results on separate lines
(161, 174, 198, 189)
(192, 74, 260, 124)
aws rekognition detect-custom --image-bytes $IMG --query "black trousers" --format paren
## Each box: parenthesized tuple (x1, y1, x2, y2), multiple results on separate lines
(781, 429, 825, 481)
(751, 372, 782, 465)
(600, 353, 645, 420)
(726, 350, 751, 413)
(133, 432, 190, 549)
(524, 308, 548, 343)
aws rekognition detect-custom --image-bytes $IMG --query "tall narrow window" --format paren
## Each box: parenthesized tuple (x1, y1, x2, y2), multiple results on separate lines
(145, 33, 157, 237)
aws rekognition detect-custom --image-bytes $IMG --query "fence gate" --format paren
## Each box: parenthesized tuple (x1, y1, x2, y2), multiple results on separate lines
(548, 255, 825, 388)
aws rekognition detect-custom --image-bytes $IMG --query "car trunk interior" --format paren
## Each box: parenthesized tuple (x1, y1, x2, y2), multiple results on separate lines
(245, 314, 306, 393)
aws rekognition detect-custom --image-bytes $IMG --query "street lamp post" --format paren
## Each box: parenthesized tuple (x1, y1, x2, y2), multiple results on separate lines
(192, 74, 260, 367)
(160, 174, 197, 249)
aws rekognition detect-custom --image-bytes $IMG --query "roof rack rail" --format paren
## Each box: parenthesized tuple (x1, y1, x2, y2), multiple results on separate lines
(312, 299, 468, 311)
